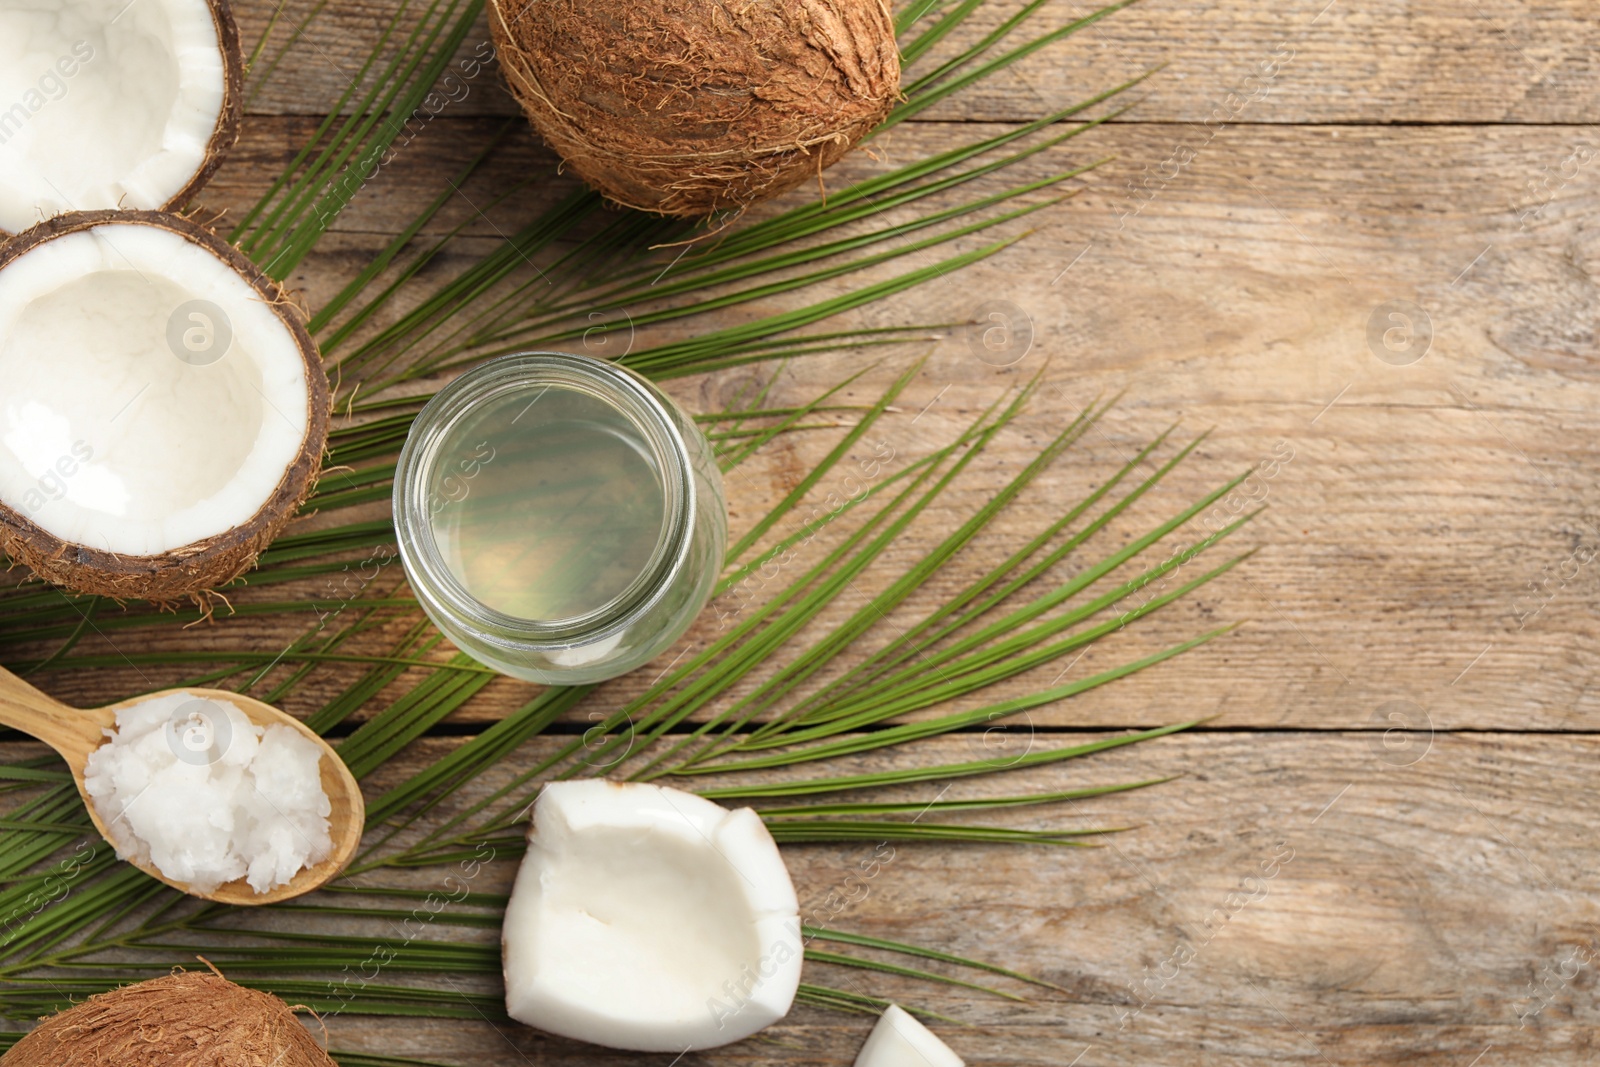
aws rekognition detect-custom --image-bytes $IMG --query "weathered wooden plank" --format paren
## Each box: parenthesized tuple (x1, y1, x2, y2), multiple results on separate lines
(4, 731, 1595, 1064)
(233, 0, 1600, 124)
(3, 1, 1589, 1064)
(307, 727, 1600, 1065)
(12, 119, 1600, 736)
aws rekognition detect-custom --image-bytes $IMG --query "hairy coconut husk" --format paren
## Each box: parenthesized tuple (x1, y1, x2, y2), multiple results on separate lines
(0, 969, 336, 1067)
(489, 0, 901, 217)
(0, 210, 330, 608)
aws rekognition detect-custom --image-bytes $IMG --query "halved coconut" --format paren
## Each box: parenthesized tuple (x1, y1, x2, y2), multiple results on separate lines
(0, 210, 328, 604)
(502, 780, 803, 1052)
(0, 0, 243, 235)
(854, 1004, 965, 1067)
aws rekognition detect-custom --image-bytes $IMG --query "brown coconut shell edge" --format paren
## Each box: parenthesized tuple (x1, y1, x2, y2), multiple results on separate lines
(163, 0, 247, 216)
(0, 0, 244, 239)
(487, 0, 902, 218)
(0, 970, 337, 1067)
(0, 210, 331, 608)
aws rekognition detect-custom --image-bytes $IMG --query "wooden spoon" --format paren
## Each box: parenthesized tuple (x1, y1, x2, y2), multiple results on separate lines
(0, 668, 363, 906)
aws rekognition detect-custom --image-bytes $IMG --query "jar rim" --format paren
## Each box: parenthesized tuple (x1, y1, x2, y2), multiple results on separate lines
(393, 351, 696, 649)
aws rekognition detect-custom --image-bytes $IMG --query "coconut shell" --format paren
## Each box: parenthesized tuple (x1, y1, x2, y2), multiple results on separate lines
(0, 970, 335, 1067)
(489, 0, 901, 217)
(0, 210, 330, 608)
(0, 0, 244, 238)
(164, 0, 247, 216)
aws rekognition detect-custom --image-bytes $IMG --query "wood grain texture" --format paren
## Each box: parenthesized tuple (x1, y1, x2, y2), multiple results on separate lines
(234, 0, 1600, 123)
(5, 2, 1599, 1063)
(16, 119, 1600, 732)
(6, 731, 1594, 1065)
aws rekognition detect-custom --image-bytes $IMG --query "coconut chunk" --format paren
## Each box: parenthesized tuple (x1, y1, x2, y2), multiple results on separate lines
(0, 211, 328, 603)
(854, 1005, 966, 1067)
(502, 780, 803, 1052)
(0, 0, 241, 234)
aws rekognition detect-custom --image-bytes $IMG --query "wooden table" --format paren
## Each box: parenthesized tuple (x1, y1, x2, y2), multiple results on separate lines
(10, 1, 1600, 1063)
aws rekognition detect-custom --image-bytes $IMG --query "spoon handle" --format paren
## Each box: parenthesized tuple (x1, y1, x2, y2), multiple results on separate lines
(0, 668, 103, 760)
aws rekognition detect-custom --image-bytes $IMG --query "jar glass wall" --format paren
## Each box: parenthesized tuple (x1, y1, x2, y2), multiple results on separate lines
(393, 352, 726, 685)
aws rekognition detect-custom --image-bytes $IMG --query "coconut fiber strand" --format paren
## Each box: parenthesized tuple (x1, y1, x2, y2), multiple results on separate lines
(490, 0, 901, 216)
(0, 971, 337, 1067)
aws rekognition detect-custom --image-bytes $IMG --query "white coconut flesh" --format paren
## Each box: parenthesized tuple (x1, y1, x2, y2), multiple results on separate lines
(502, 780, 803, 1052)
(0, 222, 311, 556)
(0, 0, 229, 233)
(854, 1005, 965, 1067)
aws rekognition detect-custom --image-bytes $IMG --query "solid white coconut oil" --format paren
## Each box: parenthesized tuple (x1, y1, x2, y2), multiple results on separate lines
(83, 691, 332, 895)
(395, 352, 726, 685)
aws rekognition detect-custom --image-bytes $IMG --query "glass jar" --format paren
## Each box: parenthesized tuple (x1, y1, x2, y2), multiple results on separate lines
(393, 352, 726, 685)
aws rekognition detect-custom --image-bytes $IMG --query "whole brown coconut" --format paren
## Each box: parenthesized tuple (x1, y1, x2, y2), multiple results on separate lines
(0, 970, 336, 1067)
(489, 0, 902, 217)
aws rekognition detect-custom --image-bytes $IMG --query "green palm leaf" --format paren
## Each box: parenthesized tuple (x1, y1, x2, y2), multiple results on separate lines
(0, 0, 1242, 1057)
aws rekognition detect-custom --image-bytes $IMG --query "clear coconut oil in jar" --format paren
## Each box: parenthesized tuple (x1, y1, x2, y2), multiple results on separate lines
(393, 353, 726, 684)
